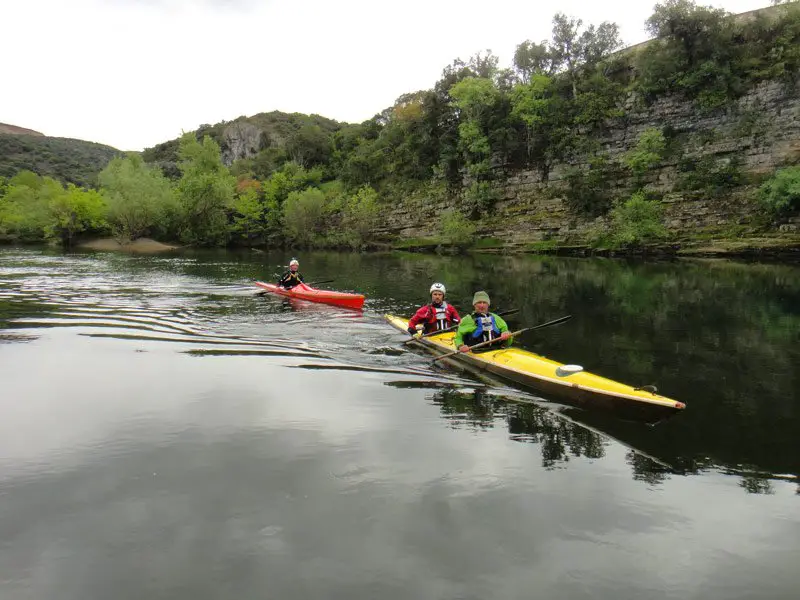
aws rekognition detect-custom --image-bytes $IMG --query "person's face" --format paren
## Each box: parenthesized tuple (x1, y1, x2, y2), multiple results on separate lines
(290, 264, 298, 272)
(474, 301, 489, 313)
(431, 291, 444, 303)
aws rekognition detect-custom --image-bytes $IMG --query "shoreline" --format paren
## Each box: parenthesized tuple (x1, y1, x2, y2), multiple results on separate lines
(3, 235, 799, 262)
(77, 237, 181, 254)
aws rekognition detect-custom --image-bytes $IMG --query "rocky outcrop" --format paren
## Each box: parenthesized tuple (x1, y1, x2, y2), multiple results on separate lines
(220, 121, 263, 166)
(379, 78, 800, 246)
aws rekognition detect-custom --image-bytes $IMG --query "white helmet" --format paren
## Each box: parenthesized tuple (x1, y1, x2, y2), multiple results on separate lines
(289, 259, 299, 267)
(429, 282, 446, 295)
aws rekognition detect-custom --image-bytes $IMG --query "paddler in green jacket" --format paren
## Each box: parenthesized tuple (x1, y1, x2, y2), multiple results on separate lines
(454, 291, 512, 353)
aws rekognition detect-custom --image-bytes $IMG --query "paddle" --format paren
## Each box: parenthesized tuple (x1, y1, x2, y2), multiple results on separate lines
(431, 314, 572, 363)
(403, 308, 520, 345)
(305, 279, 335, 287)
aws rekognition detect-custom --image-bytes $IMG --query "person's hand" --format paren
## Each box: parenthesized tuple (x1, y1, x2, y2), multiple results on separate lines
(407, 326, 417, 335)
(499, 332, 511, 341)
(458, 345, 470, 353)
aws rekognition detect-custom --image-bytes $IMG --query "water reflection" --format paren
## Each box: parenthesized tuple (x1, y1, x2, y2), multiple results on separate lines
(399, 383, 795, 495)
(1, 247, 798, 494)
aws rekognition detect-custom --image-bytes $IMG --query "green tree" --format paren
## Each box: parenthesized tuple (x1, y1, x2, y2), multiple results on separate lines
(230, 183, 266, 243)
(449, 77, 501, 211)
(440, 208, 477, 250)
(282, 187, 328, 246)
(595, 191, 668, 248)
(638, 0, 737, 107)
(341, 185, 380, 249)
(645, 0, 730, 68)
(285, 125, 332, 168)
(759, 166, 800, 218)
(98, 154, 178, 241)
(0, 174, 62, 241)
(47, 185, 108, 246)
(513, 40, 554, 82)
(176, 133, 235, 246)
(510, 75, 553, 165)
(624, 128, 667, 184)
(550, 13, 622, 99)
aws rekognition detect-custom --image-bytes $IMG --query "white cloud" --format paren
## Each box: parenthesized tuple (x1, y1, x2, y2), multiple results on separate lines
(0, 0, 770, 150)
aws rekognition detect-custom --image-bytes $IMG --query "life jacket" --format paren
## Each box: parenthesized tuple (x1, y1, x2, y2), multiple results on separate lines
(467, 312, 500, 345)
(428, 302, 452, 331)
(280, 271, 303, 288)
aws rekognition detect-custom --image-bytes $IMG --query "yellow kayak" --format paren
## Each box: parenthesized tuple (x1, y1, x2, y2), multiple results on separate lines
(386, 314, 685, 422)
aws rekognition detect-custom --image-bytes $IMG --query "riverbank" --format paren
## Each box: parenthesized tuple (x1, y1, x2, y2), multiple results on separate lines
(385, 232, 800, 262)
(77, 237, 181, 254)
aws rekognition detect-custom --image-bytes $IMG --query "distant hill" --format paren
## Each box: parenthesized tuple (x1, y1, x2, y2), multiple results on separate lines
(0, 133, 122, 187)
(142, 110, 351, 171)
(0, 123, 44, 136)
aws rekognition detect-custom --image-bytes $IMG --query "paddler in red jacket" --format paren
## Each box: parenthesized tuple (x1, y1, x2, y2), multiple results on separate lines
(407, 283, 461, 335)
(277, 258, 304, 289)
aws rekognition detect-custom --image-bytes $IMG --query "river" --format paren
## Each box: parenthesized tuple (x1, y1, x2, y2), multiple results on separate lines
(0, 246, 798, 599)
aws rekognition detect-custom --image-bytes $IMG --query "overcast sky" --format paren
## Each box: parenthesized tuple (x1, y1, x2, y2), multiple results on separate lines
(1, 0, 770, 150)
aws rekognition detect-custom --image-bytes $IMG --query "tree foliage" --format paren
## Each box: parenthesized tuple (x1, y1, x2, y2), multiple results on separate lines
(99, 154, 179, 241)
(625, 128, 667, 183)
(759, 166, 800, 218)
(176, 133, 236, 246)
(282, 188, 328, 246)
(0, 171, 107, 245)
(593, 191, 668, 248)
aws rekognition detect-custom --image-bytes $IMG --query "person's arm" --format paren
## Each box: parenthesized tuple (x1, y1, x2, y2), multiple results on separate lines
(407, 306, 428, 334)
(494, 314, 512, 345)
(454, 315, 474, 351)
(494, 314, 509, 332)
(448, 305, 461, 323)
(277, 272, 288, 285)
(298, 273, 304, 282)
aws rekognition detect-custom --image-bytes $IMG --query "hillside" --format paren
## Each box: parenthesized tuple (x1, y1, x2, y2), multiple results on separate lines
(141, 110, 352, 175)
(0, 123, 44, 136)
(0, 134, 122, 187)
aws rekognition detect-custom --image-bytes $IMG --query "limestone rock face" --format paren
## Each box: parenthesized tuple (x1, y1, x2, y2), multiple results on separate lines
(220, 121, 263, 166)
(377, 79, 800, 246)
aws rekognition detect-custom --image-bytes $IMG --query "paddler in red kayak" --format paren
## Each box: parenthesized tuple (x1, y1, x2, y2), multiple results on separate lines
(407, 283, 461, 335)
(277, 258, 305, 289)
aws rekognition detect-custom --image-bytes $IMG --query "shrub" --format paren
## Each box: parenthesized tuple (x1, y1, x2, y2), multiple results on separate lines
(440, 209, 477, 250)
(341, 185, 380, 249)
(563, 154, 618, 217)
(624, 128, 667, 183)
(759, 166, 800, 218)
(283, 187, 328, 246)
(593, 191, 667, 248)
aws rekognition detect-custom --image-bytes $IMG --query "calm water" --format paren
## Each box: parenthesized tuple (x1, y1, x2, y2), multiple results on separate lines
(0, 246, 798, 600)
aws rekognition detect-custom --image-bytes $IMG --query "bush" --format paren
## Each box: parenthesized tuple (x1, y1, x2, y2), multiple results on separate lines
(759, 166, 800, 218)
(625, 128, 667, 183)
(593, 191, 667, 248)
(463, 181, 496, 217)
(98, 154, 179, 241)
(563, 154, 618, 217)
(440, 209, 477, 250)
(283, 187, 328, 246)
(677, 154, 743, 198)
(341, 185, 380, 249)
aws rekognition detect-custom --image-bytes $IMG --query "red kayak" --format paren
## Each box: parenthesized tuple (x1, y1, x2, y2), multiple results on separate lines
(255, 281, 365, 310)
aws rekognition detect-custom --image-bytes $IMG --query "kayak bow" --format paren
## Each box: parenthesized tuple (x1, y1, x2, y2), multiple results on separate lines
(256, 281, 365, 309)
(386, 314, 685, 422)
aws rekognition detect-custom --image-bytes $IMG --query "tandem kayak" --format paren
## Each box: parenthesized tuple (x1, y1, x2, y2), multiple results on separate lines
(386, 314, 685, 422)
(256, 281, 365, 309)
